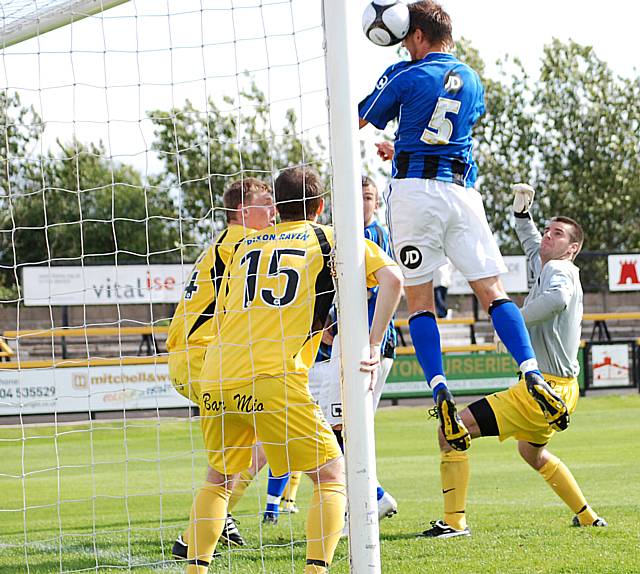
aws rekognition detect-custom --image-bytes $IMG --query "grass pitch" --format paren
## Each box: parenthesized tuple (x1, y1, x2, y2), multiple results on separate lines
(1, 394, 639, 574)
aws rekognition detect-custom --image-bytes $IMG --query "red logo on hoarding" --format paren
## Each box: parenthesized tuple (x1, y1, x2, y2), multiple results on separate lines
(617, 261, 639, 285)
(593, 354, 629, 382)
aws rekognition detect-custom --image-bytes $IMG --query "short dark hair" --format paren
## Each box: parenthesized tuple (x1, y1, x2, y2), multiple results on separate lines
(275, 167, 323, 221)
(222, 177, 271, 223)
(551, 216, 584, 255)
(408, 1, 453, 50)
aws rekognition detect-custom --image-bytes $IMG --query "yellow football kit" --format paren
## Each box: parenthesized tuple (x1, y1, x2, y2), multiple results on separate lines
(198, 220, 396, 476)
(487, 373, 580, 445)
(167, 224, 251, 402)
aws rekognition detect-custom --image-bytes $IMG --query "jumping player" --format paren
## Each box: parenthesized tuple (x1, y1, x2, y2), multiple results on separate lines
(358, 0, 568, 452)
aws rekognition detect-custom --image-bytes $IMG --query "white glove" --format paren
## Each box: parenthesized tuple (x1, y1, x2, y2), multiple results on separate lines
(512, 183, 535, 215)
(493, 332, 507, 354)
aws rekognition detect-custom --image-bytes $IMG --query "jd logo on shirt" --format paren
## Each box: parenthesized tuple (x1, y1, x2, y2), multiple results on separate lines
(444, 71, 463, 94)
(399, 246, 422, 269)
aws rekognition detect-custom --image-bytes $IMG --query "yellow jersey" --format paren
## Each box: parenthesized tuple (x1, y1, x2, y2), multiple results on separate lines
(167, 224, 251, 354)
(200, 221, 396, 389)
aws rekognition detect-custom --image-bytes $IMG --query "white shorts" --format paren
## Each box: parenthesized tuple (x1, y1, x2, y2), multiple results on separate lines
(308, 358, 332, 403)
(384, 178, 507, 286)
(319, 334, 394, 426)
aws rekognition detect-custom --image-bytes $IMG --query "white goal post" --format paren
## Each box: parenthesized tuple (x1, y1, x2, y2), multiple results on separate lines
(322, 1, 382, 572)
(1, 1, 130, 49)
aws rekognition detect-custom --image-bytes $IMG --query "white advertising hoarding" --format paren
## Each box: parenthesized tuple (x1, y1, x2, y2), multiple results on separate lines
(590, 344, 633, 388)
(449, 255, 528, 295)
(0, 362, 190, 415)
(22, 265, 192, 306)
(608, 254, 640, 292)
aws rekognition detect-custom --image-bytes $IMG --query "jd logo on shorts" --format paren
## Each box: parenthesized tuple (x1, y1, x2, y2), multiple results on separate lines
(399, 246, 422, 270)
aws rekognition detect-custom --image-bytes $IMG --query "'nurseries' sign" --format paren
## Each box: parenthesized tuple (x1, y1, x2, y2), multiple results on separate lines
(22, 265, 190, 306)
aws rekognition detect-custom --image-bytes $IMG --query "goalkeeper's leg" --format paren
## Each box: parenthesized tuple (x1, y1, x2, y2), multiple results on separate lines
(281, 472, 302, 513)
(518, 442, 606, 527)
(421, 408, 481, 538)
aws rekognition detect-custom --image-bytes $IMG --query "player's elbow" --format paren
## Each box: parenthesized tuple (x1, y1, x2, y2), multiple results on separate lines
(376, 264, 404, 299)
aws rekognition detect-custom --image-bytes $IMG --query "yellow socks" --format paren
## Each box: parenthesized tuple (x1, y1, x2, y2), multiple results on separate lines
(305, 481, 346, 572)
(186, 481, 232, 574)
(227, 469, 254, 513)
(283, 471, 302, 505)
(538, 455, 598, 524)
(440, 450, 469, 531)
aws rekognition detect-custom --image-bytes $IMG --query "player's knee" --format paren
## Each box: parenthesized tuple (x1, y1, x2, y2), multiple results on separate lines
(437, 427, 450, 452)
(206, 466, 238, 488)
(487, 297, 512, 316)
(517, 441, 547, 470)
(308, 456, 344, 485)
(469, 277, 507, 310)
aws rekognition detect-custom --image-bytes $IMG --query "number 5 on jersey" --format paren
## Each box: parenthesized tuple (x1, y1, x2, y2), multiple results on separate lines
(240, 248, 306, 308)
(421, 97, 461, 145)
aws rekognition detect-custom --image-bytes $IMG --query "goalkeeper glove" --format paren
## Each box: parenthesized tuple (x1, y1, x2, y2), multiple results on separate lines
(512, 183, 535, 216)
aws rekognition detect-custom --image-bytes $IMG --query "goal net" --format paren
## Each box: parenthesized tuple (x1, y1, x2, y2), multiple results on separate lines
(0, 1, 377, 572)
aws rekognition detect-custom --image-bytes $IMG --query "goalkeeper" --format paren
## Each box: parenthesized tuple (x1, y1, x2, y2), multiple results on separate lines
(185, 166, 403, 574)
(420, 184, 607, 539)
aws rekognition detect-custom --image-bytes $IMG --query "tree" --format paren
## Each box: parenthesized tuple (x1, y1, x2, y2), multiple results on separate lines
(534, 39, 640, 253)
(0, 91, 42, 198)
(148, 80, 327, 248)
(453, 39, 538, 251)
(0, 92, 45, 300)
(0, 139, 181, 302)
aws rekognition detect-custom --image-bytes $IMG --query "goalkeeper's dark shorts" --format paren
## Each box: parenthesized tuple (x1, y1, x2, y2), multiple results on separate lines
(469, 374, 579, 445)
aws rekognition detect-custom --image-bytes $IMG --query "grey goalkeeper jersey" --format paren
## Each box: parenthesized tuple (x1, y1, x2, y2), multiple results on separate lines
(515, 216, 583, 378)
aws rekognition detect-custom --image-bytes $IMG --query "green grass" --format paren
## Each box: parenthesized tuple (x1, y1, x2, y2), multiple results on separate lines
(1, 394, 639, 573)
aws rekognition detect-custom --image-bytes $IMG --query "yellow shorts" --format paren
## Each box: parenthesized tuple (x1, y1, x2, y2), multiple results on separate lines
(199, 375, 341, 477)
(168, 347, 206, 403)
(486, 373, 580, 445)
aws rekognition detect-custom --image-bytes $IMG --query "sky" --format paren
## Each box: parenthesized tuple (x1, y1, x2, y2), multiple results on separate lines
(1, 0, 638, 179)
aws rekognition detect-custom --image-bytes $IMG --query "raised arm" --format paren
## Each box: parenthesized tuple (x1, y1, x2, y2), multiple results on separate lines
(512, 183, 542, 276)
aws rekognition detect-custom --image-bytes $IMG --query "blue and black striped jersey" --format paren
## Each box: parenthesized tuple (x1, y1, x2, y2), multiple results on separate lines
(359, 52, 484, 188)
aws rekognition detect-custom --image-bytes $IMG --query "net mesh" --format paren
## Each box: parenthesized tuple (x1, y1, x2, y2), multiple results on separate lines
(0, 1, 340, 571)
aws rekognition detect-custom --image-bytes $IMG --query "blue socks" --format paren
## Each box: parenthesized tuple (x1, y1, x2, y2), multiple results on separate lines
(376, 485, 385, 502)
(409, 311, 447, 401)
(489, 299, 540, 375)
(264, 469, 289, 519)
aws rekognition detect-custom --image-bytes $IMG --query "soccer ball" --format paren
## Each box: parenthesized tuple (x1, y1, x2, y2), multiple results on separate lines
(362, 0, 410, 47)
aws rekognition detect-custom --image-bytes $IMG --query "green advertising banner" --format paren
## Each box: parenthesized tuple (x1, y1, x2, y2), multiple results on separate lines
(383, 351, 585, 399)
